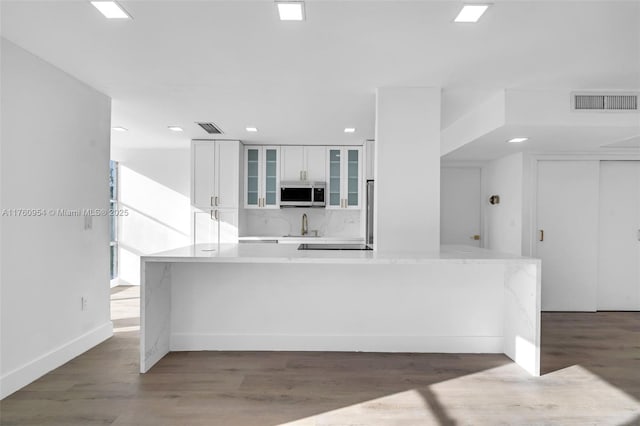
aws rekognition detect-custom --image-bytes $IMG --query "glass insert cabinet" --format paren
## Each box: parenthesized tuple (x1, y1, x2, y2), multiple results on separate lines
(326, 147, 362, 209)
(244, 146, 280, 209)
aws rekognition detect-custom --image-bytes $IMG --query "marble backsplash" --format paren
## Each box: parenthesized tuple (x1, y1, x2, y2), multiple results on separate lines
(240, 208, 363, 238)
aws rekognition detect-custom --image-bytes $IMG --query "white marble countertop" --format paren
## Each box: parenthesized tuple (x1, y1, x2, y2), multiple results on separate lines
(142, 243, 540, 265)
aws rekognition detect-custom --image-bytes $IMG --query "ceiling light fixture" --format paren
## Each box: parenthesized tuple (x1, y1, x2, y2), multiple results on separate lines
(276, 1, 305, 21)
(168, 126, 184, 132)
(454, 4, 489, 23)
(90, 1, 131, 19)
(344, 128, 356, 133)
(246, 127, 258, 132)
(507, 137, 528, 143)
(112, 126, 128, 132)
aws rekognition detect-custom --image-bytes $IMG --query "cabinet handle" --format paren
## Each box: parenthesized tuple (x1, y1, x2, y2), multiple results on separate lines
(210, 196, 214, 207)
(300, 171, 303, 181)
(215, 210, 219, 220)
(304, 171, 308, 181)
(210, 210, 214, 220)
(215, 196, 219, 206)
(539, 229, 544, 242)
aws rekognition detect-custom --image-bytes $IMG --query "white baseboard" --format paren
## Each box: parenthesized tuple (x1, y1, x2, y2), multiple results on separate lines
(0, 321, 113, 400)
(170, 333, 504, 354)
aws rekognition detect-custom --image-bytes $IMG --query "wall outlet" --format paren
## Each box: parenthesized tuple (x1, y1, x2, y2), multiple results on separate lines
(81, 296, 88, 311)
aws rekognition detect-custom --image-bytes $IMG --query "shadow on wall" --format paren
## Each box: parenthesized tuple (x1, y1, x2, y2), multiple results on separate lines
(117, 165, 191, 285)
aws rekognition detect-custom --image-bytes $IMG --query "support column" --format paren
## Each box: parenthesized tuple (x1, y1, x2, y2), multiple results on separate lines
(374, 87, 441, 253)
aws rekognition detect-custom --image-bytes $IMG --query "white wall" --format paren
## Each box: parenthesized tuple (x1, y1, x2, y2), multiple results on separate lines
(0, 39, 112, 399)
(110, 147, 191, 286)
(483, 153, 524, 255)
(375, 87, 441, 252)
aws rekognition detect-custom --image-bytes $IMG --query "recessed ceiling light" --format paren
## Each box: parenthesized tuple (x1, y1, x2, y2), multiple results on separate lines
(507, 137, 528, 143)
(277, 2, 305, 21)
(246, 127, 258, 132)
(91, 1, 131, 19)
(112, 126, 128, 132)
(168, 126, 184, 132)
(344, 128, 356, 133)
(454, 4, 489, 23)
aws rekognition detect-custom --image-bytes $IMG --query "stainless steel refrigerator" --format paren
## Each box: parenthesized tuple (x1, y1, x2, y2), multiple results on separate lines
(366, 180, 374, 245)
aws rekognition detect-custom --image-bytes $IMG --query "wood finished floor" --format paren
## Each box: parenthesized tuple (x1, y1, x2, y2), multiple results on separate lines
(1, 285, 639, 426)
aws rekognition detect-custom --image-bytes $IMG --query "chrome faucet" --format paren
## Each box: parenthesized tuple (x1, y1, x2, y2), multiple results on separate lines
(301, 213, 308, 236)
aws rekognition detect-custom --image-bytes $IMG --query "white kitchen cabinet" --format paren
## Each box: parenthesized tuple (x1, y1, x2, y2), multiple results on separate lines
(326, 147, 362, 209)
(244, 146, 280, 209)
(193, 209, 239, 245)
(281, 146, 305, 181)
(191, 140, 240, 209)
(305, 146, 326, 182)
(281, 145, 326, 182)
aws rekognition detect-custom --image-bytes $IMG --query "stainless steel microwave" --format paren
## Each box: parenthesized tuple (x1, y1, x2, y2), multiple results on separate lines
(280, 181, 326, 207)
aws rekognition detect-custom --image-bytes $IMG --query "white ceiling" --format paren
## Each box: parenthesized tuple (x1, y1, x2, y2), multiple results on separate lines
(442, 124, 640, 161)
(1, 1, 639, 152)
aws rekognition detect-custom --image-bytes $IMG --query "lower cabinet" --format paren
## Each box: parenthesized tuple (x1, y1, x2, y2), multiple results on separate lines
(194, 209, 238, 244)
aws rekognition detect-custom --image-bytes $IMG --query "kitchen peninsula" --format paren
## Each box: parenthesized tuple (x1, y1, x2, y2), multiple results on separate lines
(140, 244, 541, 376)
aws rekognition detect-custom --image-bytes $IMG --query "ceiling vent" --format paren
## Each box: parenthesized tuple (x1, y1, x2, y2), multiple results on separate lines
(196, 122, 223, 134)
(572, 93, 638, 111)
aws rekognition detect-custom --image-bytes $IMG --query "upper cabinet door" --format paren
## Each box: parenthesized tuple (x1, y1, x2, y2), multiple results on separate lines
(245, 147, 261, 208)
(345, 147, 362, 209)
(192, 142, 216, 208)
(327, 148, 342, 208)
(244, 146, 280, 208)
(262, 147, 280, 208)
(326, 147, 362, 210)
(281, 146, 305, 181)
(215, 141, 239, 209)
(192, 140, 240, 209)
(305, 146, 326, 182)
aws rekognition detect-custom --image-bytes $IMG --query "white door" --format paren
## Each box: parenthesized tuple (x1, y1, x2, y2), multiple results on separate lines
(281, 146, 304, 181)
(215, 142, 239, 209)
(304, 146, 326, 182)
(598, 161, 640, 310)
(440, 167, 481, 247)
(536, 161, 600, 311)
(192, 142, 215, 208)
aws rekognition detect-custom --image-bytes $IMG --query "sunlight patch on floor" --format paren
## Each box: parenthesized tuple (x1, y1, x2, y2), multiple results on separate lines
(280, 389, 436, 425)
(280, 364, 640, 426)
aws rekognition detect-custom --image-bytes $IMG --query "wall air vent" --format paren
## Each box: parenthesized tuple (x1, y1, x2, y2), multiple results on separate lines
(196, 122, 223, 134)
(573, 93, 638, 111)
